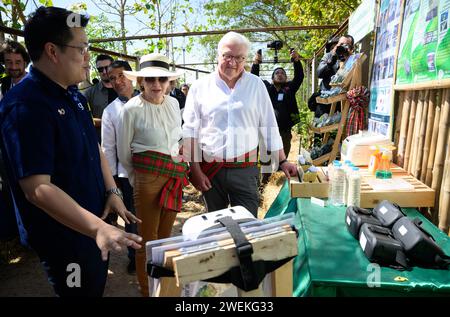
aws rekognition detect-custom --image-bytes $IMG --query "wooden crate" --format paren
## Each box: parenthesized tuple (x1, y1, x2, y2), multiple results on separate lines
(290, 165, 435, 208)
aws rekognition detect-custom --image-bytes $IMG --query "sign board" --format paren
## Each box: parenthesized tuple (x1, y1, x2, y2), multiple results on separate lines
(349, 0, 377, 43)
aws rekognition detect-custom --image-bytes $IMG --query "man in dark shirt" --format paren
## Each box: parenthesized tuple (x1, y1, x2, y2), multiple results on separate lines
(251, 48, 304, 157)
(168, 79, 186, 111)
(0, 6, 141, 296)
(83, 54, 117, 141)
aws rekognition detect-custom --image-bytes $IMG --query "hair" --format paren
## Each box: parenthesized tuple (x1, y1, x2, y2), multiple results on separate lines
(343, 34, 355, 49)
(271, 67, 286, 79)
(325, 36, 339, 53)
(108, 60, 132, 71)
(217, 32, 250, 55)
(181, 84, 189, 89)
(1, 39, 31, 65)
(96, 54, 114, 64)
(24, 6, 89, 62)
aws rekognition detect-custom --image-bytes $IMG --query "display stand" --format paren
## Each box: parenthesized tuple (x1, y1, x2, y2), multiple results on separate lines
(311, 54, 366, 165)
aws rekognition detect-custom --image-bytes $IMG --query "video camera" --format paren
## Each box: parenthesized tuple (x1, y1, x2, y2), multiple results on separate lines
(336, 44, 351, 61)
(267, 40, 283, 50)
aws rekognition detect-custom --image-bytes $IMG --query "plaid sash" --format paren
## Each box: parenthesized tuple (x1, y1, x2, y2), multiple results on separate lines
(132, 150, 189, 212)
(200, 149, 258, 180)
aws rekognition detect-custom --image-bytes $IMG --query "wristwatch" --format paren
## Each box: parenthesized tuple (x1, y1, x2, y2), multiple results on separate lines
(105, 187, 123, 201)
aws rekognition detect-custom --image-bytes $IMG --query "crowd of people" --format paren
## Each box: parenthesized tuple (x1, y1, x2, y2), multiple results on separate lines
(0, 5, 353, 297)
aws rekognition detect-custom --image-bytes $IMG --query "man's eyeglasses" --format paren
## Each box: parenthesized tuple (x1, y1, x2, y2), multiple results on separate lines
(144, 77, 169, 83)
(55, 43, 89, 56)
(222, 54, 246, 63)
(97, 66, 109, 73)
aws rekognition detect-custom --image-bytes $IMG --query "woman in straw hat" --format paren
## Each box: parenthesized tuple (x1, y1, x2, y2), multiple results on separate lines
(117, 53, 187, 296)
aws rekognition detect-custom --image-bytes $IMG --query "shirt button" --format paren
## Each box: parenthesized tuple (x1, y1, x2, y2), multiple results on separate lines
(90, 157, 94, 161)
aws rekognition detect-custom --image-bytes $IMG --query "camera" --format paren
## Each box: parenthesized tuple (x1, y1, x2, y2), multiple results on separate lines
(267, 40, 283, 50)
(335, 44, 350, 61)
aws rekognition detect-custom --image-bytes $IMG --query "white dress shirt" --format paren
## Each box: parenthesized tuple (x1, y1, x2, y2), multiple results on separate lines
(182, 71, 283, 159)
(117, 94, 182, 186)
(101, 97, 128, 178)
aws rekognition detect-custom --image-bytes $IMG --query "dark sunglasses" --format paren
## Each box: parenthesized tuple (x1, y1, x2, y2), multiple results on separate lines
(97, 66, 109, 73)
(144, 77, 169, 83)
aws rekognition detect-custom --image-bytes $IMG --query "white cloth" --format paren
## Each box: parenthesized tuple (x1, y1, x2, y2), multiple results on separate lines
(117, 94, 182, 186)
(101, 97, 129, 178)
(182, 71, 283, 159)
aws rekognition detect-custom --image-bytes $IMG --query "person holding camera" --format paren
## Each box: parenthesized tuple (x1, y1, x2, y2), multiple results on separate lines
(251, 47, 304, 159)
(317, 34, 354, 92)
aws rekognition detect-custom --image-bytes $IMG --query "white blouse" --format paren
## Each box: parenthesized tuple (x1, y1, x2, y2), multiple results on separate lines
(117, 94, 182, 186)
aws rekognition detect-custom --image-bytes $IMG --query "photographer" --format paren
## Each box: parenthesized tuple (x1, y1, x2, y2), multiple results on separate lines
(317, 34, 354, 92)
(251, 47, 304, 157)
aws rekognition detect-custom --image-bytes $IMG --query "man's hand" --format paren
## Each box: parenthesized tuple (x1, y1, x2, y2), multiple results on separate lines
(280, 161, 298, 179)
(189, 169, 212, 192)
(290, 49, 301, 62)
(253, 50, 262, 65)
(96, 222, 142, 261)
(101, 194, 142, 225)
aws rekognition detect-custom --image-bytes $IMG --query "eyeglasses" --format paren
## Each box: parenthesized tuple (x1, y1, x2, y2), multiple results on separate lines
(144, 77, 169, 83)
(97, 66, 109, 73)
(55, 43, 89, 56)
(221, 54, 246, 63)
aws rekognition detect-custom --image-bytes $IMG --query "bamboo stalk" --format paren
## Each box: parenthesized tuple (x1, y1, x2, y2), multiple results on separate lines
(409, 91, 424, 175)
(393, 92, 405, 164)
(438, 90, 450, 232)
(432, 89, 450, 223)
(425, 102, 441, 186)
(414, 90, 429, 178)
(397, 91, 412, 167)
(421, 90, 436, 183)
(404, 91, 417, 171)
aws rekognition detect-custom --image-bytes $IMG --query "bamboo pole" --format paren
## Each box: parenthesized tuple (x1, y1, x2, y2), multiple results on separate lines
(425, 98, 441, 186)
(414, 90, 429, 178)
(397, 91, 412, 167)
(409, 91, 424, 175)
(439, 125, 450, 232)
(421, 90, 436, 182)
(393, 92, 405, 164)
(432, 89, 450, 224)
(404, 91, 417, 171)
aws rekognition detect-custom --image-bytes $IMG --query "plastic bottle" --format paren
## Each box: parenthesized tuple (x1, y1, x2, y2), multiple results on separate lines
(327, 160, 339, 205)
(368, 148, 381, 175)
(347, 166, 361, 207)
(331, 162, 345, 206)
(375, 152, 392, 179)
(343, 161, 354, 206)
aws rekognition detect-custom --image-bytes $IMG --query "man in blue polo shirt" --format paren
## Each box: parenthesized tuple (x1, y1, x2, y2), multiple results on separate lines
(0, 6, 142, 296)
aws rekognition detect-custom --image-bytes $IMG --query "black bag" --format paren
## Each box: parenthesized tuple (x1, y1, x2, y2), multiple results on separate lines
(345, 206, 382, 239)
(392, 217, 450, 269)
(359, 223, 409, 270)
(372, 200, 405, 228)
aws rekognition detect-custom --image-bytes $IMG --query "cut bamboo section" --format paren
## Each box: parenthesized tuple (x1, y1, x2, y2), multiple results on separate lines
(421, 90, 436, 183)
(432, 89, 449, 222)
(425, 96, 441, 186)
(393, 91, 405, 164)
(438, 127, 450, 227)
(409, 91, 425, 175)
(404, 91, 417, 170)
(413, 90, 429, 178)
(397, 91, 412, 167)
(438, 89, 450, 232)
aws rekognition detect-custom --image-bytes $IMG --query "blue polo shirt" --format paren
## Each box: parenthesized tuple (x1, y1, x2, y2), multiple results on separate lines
(0, 66, 106, 249)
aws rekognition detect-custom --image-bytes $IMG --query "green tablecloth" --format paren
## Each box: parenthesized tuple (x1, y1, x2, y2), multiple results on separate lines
(265, 182, 450, 297)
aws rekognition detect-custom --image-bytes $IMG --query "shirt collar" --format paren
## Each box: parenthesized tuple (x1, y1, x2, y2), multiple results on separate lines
(29, 66, 78, 97)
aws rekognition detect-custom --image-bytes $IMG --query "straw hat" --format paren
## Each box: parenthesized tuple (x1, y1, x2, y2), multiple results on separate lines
(123, 53, 183, 81)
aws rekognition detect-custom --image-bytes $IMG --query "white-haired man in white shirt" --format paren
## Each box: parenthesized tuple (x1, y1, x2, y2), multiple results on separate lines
(182, 31, 297, 217)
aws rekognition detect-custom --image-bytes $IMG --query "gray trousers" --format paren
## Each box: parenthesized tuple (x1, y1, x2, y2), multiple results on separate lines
(203, 166, 259, 217)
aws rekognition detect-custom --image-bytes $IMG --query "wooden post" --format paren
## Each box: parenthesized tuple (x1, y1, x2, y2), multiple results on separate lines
(409, 91, 424, 175)
(425, 92, 441, 186)
(404, 91, 417, 172)
(270, 260, 293, 297)
(432, 89, 449, 224)
(393, 92, 405, 164)
(421, 90, 436, 183)
(413, 90, 429, 178)
(397, 91, 412, 167)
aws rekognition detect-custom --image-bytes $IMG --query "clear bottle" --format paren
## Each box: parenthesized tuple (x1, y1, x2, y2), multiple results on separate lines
(331, 162, 345, 206)
(342, 161, 354, 206)
(327, 160, 339, 205)
(347, 166, 361, 207)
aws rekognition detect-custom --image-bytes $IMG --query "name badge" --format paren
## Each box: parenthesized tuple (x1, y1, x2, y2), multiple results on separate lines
(277, 93, 284, 101)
